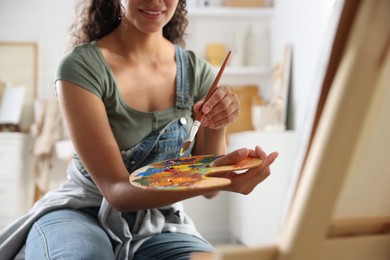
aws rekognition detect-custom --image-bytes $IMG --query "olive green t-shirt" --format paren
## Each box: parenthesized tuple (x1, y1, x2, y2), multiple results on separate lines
(55, 42, 215, 170)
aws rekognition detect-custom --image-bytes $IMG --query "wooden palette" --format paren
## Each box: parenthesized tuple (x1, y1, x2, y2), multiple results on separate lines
(129, 155, 263, 190)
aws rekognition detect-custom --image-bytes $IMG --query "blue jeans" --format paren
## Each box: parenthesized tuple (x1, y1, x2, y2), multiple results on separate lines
(25, 209, 214, 260)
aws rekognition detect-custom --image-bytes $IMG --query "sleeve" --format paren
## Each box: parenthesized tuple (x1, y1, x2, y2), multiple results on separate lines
(54, 46, 104, 99)
(187, 50, 216, 102)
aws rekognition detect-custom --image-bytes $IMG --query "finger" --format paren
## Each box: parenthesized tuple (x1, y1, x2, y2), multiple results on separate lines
(247, 146, 266, 158)
(205, 109, 239, 129)
(202, 86, 236, 116)
(211, 148, 249, 167)
(260, 152, 278, 169)
(204, 106, 239, 129)
(255, 146, 267, 159)
(238, 151, 277, 177)
(248, 149, 257, 157)
(245, 151, 277, 178)
(200, 87, 224, 115)
(193, 100, 204, 114)
(209, 104, 239, 127)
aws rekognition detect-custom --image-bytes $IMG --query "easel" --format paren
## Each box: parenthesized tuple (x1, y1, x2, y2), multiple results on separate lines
(192, 0, 390, 259)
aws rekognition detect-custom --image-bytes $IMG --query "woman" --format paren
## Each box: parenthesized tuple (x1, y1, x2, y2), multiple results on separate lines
(0, 0, 278, 259)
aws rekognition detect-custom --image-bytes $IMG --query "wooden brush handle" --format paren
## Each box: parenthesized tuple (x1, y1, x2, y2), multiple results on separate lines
(196, 50, 232, 122)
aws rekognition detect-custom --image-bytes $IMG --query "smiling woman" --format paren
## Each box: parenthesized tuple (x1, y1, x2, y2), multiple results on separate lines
(0, 0, 279, 259)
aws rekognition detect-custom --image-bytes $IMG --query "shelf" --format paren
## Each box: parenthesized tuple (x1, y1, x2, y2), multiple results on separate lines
(186, 6, 273, 85)
(187, 7, 274, 18)
(213, 66, 271, 77)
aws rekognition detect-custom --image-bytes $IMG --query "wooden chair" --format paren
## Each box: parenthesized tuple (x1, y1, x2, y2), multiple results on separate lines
(192, 0, 390, 259)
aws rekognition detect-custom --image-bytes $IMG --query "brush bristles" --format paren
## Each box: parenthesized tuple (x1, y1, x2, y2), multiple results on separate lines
(180, 141, 191, 156)
(180, 120, 201, 156)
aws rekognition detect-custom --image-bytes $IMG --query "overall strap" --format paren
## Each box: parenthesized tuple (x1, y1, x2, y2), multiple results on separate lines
(175, 45, 191, 110)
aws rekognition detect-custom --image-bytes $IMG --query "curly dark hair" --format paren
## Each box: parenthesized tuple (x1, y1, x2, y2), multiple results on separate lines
(67, 0, 188, 49)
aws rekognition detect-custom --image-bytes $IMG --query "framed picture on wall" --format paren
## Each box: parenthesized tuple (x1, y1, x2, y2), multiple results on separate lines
(0, 42, 38, 132)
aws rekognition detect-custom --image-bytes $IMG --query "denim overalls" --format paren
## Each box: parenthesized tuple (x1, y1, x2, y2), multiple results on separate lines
(119, 45, 196, 241)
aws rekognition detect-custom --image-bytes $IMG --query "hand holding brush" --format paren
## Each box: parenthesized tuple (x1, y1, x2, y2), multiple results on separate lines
(180, 50, 232, 156)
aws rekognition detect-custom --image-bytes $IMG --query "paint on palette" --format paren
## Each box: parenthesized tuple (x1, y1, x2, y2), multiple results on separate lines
(131, 155, 223, 190)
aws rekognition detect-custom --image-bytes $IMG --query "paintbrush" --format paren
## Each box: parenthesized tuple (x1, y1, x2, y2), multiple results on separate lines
(180, 50, 232, 156)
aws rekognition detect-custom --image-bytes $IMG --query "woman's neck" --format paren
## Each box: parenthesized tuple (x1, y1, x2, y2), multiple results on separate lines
(100, 23, 173, 64)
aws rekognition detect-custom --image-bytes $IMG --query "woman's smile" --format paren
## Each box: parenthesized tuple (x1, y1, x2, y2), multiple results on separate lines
(138, 8, 167, 20)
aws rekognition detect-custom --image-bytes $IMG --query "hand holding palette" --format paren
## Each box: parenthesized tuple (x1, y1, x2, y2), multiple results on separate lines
(129, 155, 263, 190)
